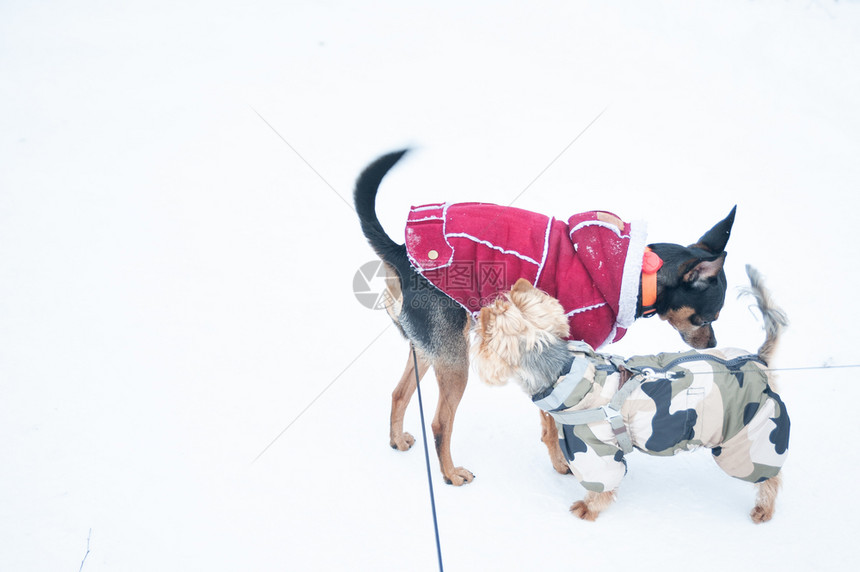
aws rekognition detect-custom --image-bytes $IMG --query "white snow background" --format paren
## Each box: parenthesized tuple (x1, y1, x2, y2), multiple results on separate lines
(2, 0, 859, 570)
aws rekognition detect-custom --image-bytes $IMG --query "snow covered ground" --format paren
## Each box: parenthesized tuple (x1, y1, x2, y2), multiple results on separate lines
(2, 1, 859, 570)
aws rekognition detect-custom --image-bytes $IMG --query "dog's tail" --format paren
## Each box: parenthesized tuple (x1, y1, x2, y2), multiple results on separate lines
(353, 150, 413, 275)
(740, 265, 788, 365)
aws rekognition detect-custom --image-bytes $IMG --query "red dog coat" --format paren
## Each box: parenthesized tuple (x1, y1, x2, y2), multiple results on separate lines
(405, 202, 647, 349)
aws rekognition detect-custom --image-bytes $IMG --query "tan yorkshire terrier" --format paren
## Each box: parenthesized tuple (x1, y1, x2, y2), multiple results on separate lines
(473, 266, 789, 522)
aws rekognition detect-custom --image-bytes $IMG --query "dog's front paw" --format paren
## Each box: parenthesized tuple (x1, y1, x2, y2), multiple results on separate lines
(569, 501, 600, 521)
(544, 433, 571, 475)
(750, 505, 774, 524)
(570, 491, 615, 521)
(538, 411, 571, 475)
(552, 459, 572, 475)
(390, 432, 415, 451)
(444, 467, 475, 486)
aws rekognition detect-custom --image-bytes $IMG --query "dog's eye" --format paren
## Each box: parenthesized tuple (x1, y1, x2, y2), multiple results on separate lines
(690, 316, 712, 327)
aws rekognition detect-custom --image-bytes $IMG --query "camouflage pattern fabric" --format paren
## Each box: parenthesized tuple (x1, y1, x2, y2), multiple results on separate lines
(538, 343, 790, 493)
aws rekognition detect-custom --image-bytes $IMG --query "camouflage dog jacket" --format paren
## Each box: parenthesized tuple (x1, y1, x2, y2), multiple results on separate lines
(535, 343, 790, 493)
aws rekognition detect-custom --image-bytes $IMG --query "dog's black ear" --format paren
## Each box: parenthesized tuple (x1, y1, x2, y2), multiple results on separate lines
(683, 252, 727, 289)
(690, 206, 736, 254)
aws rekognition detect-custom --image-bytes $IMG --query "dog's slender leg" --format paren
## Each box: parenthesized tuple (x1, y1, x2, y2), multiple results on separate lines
(389, 348, 430, 451)
(751, 473, 781, 523)
(431, 359, 475, 486)
(570, 490, 617, 521)
(539, 411, 571, 474)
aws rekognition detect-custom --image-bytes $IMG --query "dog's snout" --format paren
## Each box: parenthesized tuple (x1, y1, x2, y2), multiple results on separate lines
(683, 324, 716, 349)
(664, 307, 719, 349)
(703, 324, 717, 348)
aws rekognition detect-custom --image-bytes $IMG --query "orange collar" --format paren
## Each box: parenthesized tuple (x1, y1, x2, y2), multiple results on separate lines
(641, 247, 663, 317)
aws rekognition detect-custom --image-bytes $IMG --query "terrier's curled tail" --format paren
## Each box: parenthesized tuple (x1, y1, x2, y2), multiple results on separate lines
(740, 265, 788, 365)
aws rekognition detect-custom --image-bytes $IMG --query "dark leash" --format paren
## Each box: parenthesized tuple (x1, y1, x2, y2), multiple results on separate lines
(412, 343, 444, 572)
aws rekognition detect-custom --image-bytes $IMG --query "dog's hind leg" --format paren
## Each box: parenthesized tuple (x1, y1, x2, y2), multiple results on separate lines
(539, 411, 571, 474)
(751, 473, 781, 524)
(570, 490, 617, 521)
(390, 347, 430, 451)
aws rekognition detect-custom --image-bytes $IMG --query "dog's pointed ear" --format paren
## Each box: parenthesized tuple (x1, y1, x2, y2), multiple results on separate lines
(683, 253, 726, 289)
(511, 278, 534, 293)
(509, 278, 536, 307)
(690, 206, 736, 254)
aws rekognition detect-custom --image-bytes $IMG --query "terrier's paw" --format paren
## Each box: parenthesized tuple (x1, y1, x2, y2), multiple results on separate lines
(552, 459, 572, 475)
(539, 411, 570, 474)
(570, 491, 615, 520)
(390, 432, 415, 451)
(569, 501, 600, 521)
(750, 505, 774, 524)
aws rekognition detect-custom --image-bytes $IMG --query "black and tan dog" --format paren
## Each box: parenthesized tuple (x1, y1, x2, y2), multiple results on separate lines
(354, 150, 736, 485)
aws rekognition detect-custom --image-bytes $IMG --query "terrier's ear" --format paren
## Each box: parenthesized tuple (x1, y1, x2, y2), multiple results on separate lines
(682, 253, 726, 289)
(509, 278, 536, 306)
(512, 278, 534, 293)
